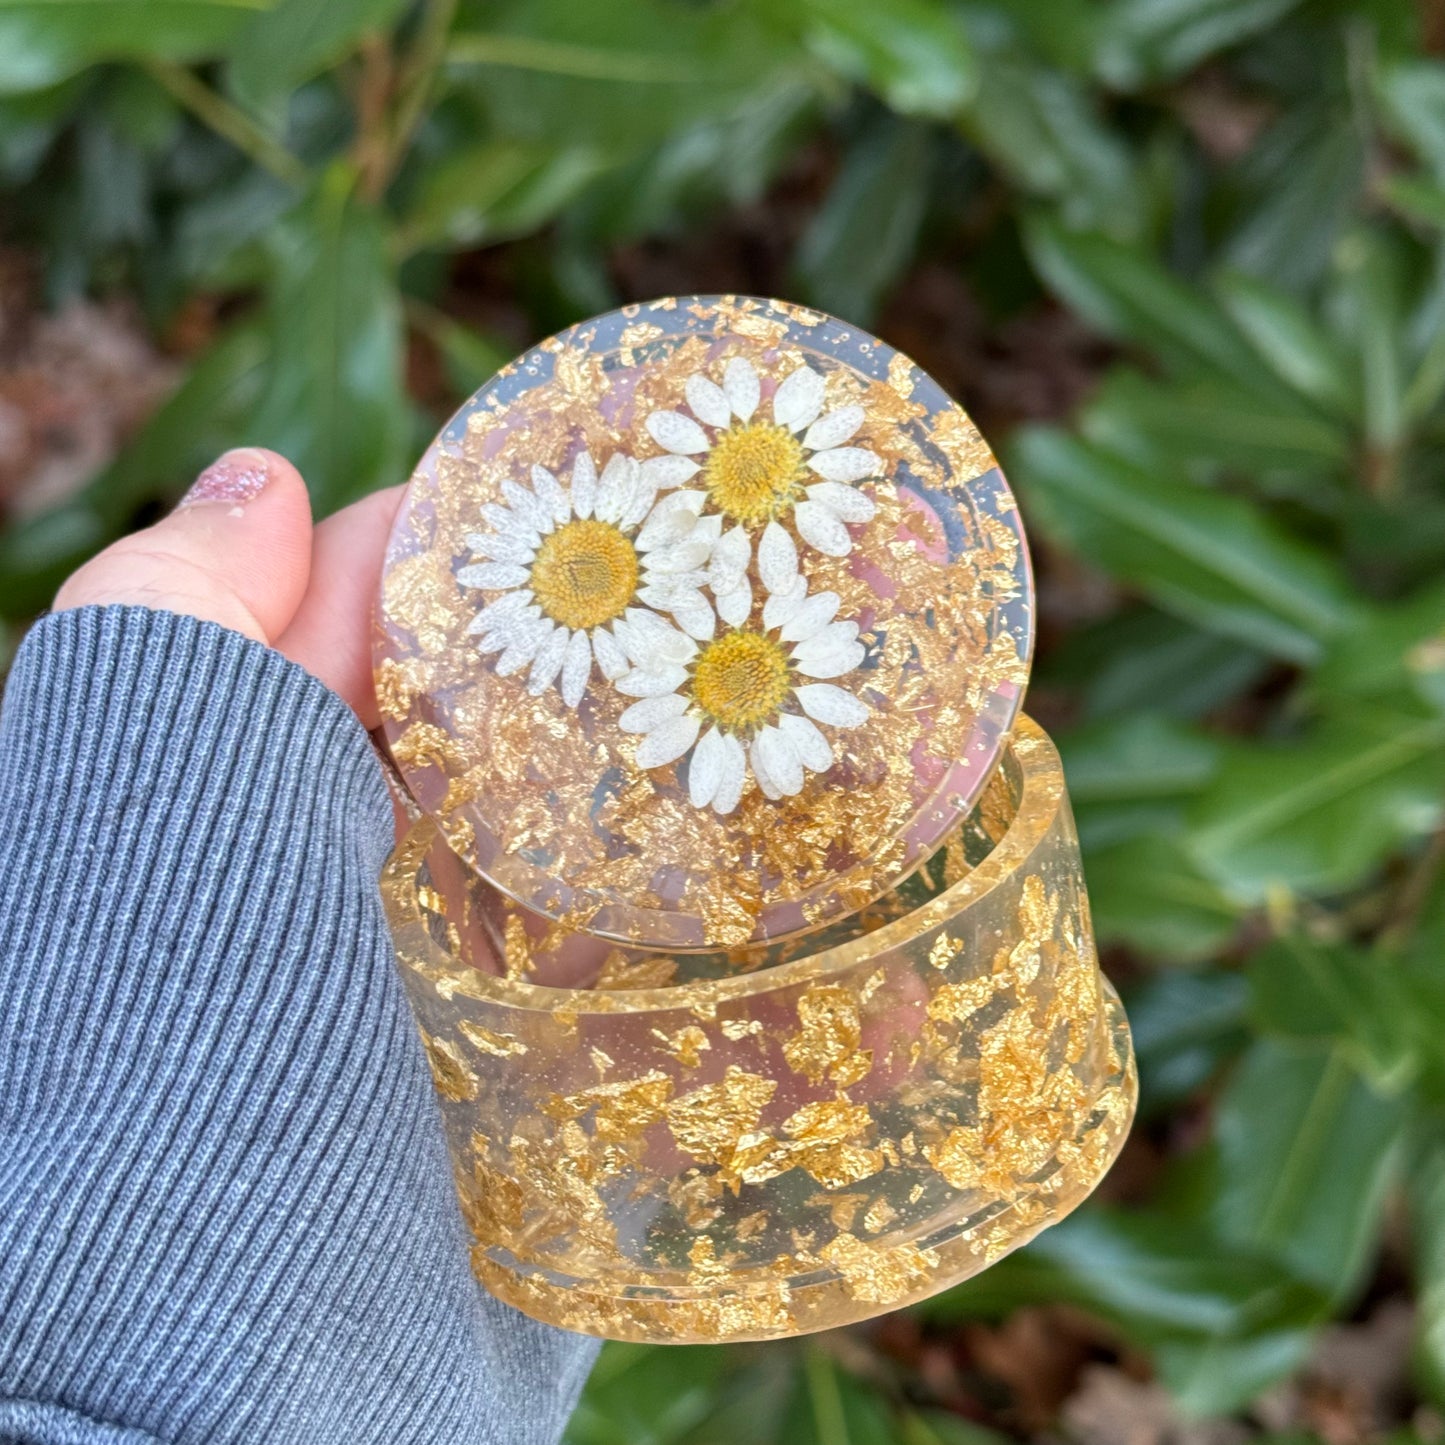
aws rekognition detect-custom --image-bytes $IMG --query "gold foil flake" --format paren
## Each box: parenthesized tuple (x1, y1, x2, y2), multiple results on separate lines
(820, 1233, 938, 1305)
(458, 1020, 528, 1058)
(863, 1199, 897, 1234)
(666, 1067, 777, 1167)
(783, 984, 864, 1084)
(421, 1031, 479, 1102)
(720, 1018, 764, 1041)
(653, 1024, 711, 1068)
(737, 1210, 769, 1241)
(669, 1170, 727, 1229)
(456, 1158, 525, 1247)
(595, 952, 678, 990)
(546, 1070, 674, 1143)
(929, 932, 961, 970)
(374, 657, 419, 721)
(887, 351, 918, 398)
(391, 722, 463, 775)
(687, 1236, 731, 1279)
(503, 914, 534, 980)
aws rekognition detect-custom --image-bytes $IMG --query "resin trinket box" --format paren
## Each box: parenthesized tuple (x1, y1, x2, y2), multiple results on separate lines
(374, 295, 1136, 1343)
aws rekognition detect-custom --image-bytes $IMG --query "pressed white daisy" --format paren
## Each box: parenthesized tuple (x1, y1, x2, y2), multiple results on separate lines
(457, 451, 718, 708)
(642, 355, 882, 621)
(616, 566, 871, 815)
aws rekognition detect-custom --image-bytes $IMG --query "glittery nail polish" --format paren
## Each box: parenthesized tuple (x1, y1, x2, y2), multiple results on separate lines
(178, 448, 273, 510)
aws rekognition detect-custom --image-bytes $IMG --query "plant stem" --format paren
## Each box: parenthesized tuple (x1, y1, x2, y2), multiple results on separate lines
(386, 0, 459, 182)
(144, 60, 308, 189)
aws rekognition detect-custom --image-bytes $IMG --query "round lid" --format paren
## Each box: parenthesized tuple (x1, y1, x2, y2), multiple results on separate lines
(374, 296, 1033, 951)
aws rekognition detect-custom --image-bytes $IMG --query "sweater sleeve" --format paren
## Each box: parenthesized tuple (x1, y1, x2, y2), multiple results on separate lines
(0, 606, 598, 1445)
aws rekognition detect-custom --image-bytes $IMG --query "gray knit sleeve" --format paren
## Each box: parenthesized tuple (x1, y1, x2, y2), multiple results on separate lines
(0, 606, 598, 1445)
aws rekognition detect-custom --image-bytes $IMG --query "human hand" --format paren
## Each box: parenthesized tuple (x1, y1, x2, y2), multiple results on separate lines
(53, 448, 401, 728)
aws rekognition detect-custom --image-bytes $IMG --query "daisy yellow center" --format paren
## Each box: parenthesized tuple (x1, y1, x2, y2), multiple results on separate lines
(703, 421, 804, 525)
(692, 630, 792, 733)
(529, 519, 638, 631)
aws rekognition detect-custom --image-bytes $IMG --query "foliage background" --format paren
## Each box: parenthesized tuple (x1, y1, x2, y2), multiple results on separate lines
(3, 0, 1445, 1439)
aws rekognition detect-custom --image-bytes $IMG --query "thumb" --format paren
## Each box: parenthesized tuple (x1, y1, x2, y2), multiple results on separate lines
(54, 448, 314, 645)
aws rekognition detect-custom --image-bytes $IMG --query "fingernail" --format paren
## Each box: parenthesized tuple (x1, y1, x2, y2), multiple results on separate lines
(178, 448, 273, 512)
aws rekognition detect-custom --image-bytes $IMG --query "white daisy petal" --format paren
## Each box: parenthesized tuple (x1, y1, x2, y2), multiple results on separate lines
(711, 735, 748, 814)
(761, 573, 807, 629)
(723, 356, 760, 421)
(596, 453, 635, 523)
(794, 619, 860, 656)
(671, 600, 716, 641)
(793, 640, 866, 679)
(806, 480, 877, 524)
(466, 531, 534, 564)
(688, 727, 726, 808)
(803, 404, 864, 452)
(778, 712, 834, 773)
(616, 666, 690, 698)
(780, 590, 840, 643)
(714, 525, 750, 574)
(690, 513, 723, 546)
(457, 562, 529, 590)
(638, 502, 704, 552)
(559, 629, 592, 708)
(619, 477, 659, 530)
(685, 374, 733, 429)
(468, 592, 537, 634)
(807, 446, 882, 483)
(502, 479, 555, 535)
(527, 628, 569, 694)
(475, 609, 544, 651)
(795, 499, 854, 557)
(618, 608, 697, 664)
(638, 577, 705, 609)
(645, 539, 713, 574)
(640, 454, 701, 489)
(571, 450, 598, 519)
(497, 619, 556, 675)
(757, 724, 804, 795)
(716, 583, 752, 628)
(772, 366, 826, 431)
(619, 692, 691, 733)
(758, 521, 798, 595)
(635, 714, 701, 769)
(481, 502, 535, 541)
(749, 734, 782, 800)
(531, 464, 571, 525)
(646, 410, 709, 455)
(592, 626, 628, 680)
(795, 683, 870, 727)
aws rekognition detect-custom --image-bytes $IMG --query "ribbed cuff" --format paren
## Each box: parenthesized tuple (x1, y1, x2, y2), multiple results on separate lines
(0, 607, 597, 1444)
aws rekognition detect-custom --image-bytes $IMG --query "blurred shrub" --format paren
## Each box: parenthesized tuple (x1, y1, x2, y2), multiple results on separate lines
(3, 0, 1445, 1437)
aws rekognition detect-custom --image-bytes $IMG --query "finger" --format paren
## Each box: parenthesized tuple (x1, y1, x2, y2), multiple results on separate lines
(54, 448, 314, 645)
(275, 485, 404, 728)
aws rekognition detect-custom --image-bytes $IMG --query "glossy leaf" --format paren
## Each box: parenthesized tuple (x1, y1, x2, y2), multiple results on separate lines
(1011, 426, 1358, 662)
(1189, 706, 1445, 902)
(790, 0, 977, 119)
(1212, 1039, 1407, 1296)
(0, 0, 261, 93)
(247, 166, 410, 510)
(228, 0, 411, 112)
(1093, 0, 1307, 88)
(793, 115, 933, 325)
(1125, 970, 1250, 1115)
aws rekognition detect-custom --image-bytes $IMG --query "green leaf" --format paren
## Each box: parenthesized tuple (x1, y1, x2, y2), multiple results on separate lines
(782, 1350, 895, 1445)
(1063, 713, 1222, 805)
(248, 165, 410, 511)
(1212, 1039, 1408, 1296)
(793, 115, 934, 326)
(1377, 60, 1445, 180)
(1011, 426, 1359, 662)
(926, 1208, 1329, 1341)
(960, 50, 1139, 236)
(1247, 937, 1418, 1088)
(0, 0, 264, 93)
(406, 301, 511, 398)
(1023, 218, 1281, 389)
(1213, 270, 1357, 416)
(1042, 607, 1271, 722)
(789, 0, 977, 119)
(1154, 1329, 1315, 1417)
(399, 137, 610, 252)
(1409, 1142, 1445, 1407)
(1189, 706, 1445, 903)
(1314, 581, 1445, 713)
(1092, 0, 1306, 88)
(228, 0, 411, 113)
(1125, 970, 1250, 1114)
(1085, 835, 1243, 962)
(0, 324, 268, 619)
